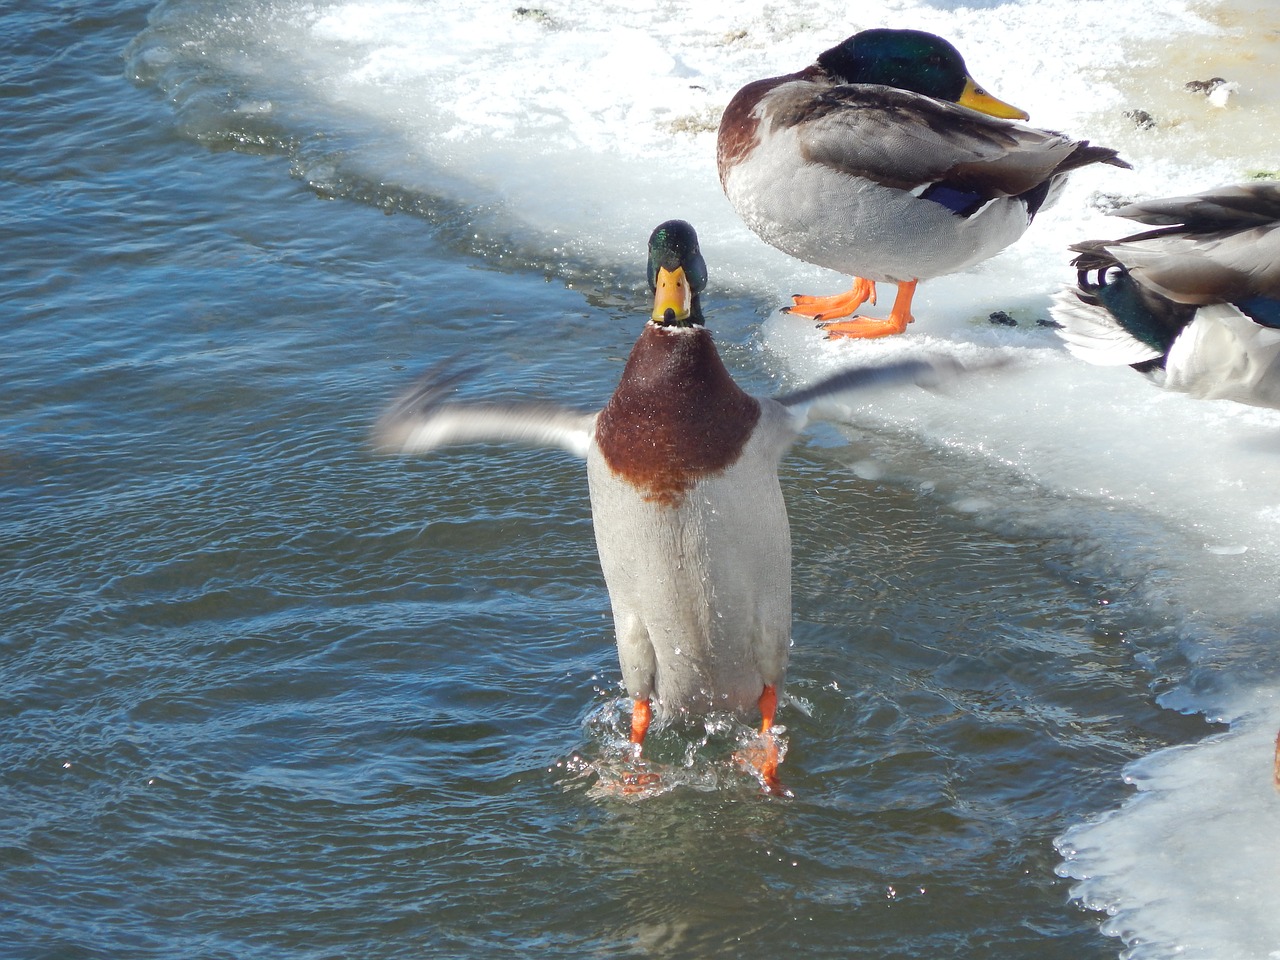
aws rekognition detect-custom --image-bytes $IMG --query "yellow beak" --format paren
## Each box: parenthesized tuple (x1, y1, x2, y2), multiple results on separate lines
(958, 77, 1029, 121)
(652, 265, 692, 324)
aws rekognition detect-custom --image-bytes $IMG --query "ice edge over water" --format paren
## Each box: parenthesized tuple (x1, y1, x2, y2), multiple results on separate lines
(1056, 706, 1280, 960)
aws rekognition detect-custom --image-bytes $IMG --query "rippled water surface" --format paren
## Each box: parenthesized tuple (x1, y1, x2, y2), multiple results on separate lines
(1, 3, 1223, 958)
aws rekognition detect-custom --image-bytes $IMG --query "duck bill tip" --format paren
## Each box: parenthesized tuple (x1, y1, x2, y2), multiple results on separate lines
(959, 77, 1029, 121)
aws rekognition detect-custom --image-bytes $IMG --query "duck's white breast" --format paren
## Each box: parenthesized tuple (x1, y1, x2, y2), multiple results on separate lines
(1161, 304, 1280, 408)
(585, 401, 794, 719)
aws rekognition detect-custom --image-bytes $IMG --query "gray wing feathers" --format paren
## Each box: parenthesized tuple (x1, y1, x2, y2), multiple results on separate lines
(1104, 227, 1280, 303)
(796, 87, 1120, 192)
(1099, 181, 1280, 303)
(375, 368, 595, 459)
(1115, 181, 1280, 230)
(775, 355, 1008, 431)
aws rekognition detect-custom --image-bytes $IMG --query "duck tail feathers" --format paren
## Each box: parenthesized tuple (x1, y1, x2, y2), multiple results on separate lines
(1060, 142, 1132, 174)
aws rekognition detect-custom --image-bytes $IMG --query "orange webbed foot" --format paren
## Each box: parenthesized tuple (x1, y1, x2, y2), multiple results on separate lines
(783, 277, 877, 321)
(621, 766, 662, 793)
(733, 685, 792, 796)
(734, 730, 791, 796)
(819, 314, 913, 339)
(819, 279, 918, 339)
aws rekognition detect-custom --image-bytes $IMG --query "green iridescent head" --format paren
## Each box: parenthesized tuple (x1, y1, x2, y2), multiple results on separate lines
(647, 220, 708, 327)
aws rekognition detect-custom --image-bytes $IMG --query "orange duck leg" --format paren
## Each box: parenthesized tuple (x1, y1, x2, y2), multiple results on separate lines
(820, 279, 918, 339)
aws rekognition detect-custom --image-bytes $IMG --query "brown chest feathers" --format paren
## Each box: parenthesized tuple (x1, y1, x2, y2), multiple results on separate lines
(717, 67, 822, 186)
(595, 326, 761, 508)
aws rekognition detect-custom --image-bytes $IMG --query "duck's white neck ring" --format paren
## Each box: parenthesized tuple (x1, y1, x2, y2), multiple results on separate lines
(648, 319, 703, 334)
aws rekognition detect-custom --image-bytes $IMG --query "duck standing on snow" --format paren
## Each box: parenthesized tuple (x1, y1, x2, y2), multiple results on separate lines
(377, 220, 992, 791)
(1052, 181, 1280, 408)
(717, 27, 1130, 339)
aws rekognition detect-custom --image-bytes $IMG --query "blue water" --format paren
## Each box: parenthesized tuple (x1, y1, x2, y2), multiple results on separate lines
(0, 2, 1229, 958)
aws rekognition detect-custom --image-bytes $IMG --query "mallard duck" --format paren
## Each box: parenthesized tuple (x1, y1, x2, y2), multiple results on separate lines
(717, 27, 1130, 338)
(377, 220, 993, 791)
(1052, 181, 1280, 408)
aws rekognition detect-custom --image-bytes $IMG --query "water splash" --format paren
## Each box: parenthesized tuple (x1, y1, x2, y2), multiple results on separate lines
(552, 697, 790, 800)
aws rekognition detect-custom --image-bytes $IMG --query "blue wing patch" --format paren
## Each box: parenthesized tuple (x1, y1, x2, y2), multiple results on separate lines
(917, 183, 986, 218)
(1236, 296, 1280, 329)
